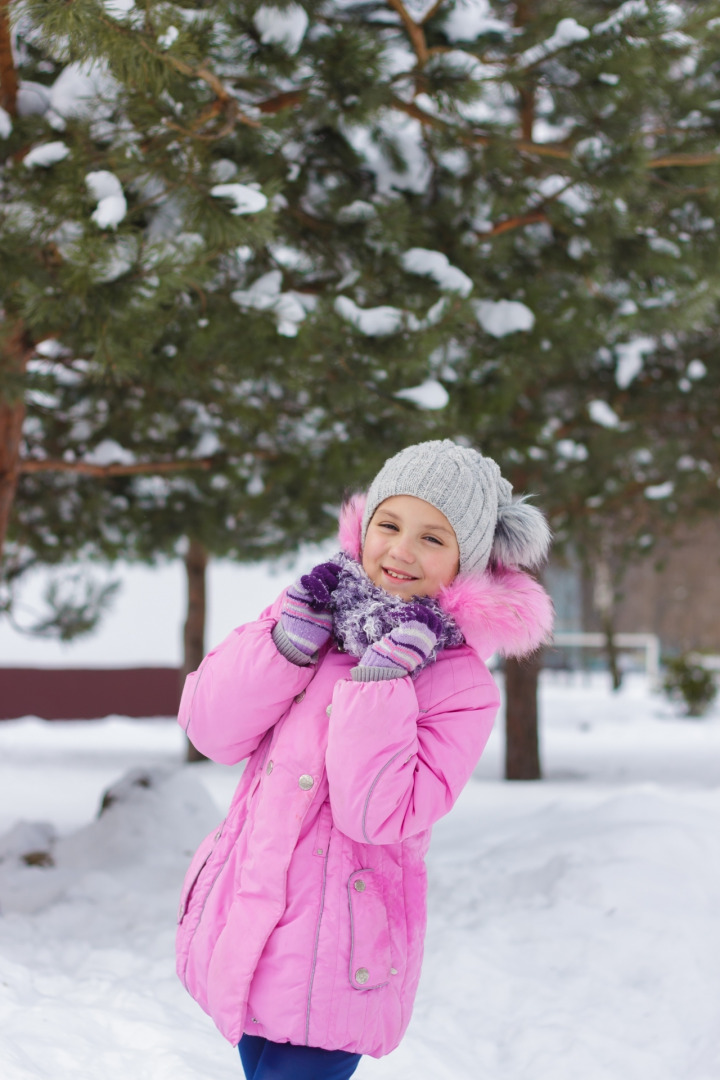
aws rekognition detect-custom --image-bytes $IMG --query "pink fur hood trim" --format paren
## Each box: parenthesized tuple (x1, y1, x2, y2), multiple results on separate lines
(338, 494, 553, 659)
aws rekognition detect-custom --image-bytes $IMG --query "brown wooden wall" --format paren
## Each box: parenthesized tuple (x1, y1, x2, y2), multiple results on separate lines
(612, 518, 720, 654)
(0, 667, 180, 721)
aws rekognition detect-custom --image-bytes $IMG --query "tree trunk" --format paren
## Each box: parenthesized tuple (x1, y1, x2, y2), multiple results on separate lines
(181, 538, 208, 763)
(0, 0, 19, 115)
(0, 323, 30, 565)
(601, 612, 623, 692)
(593, 559, 622, 691)
(0, 392, 25, 566)
(504, 652, 543, 780)
(515, 0, 536, 142)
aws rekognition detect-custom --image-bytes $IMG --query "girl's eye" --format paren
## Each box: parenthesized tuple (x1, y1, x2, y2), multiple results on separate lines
(377, 521, 398, 531)
(424, 535, 443, 545)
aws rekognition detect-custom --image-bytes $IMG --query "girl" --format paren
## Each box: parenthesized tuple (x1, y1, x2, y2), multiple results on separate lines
(176, 440, 553, 1079)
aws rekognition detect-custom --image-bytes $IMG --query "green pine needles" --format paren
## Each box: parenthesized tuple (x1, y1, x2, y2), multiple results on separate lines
(1, 0, 720, 644)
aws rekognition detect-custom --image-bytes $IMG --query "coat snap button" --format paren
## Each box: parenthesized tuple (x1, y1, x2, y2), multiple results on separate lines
(353, 879, 365, 892)
(266, 761, 273, 775)
(298, 774, 314, 790)
(390, 967, 398, 975)
(355, 967, 370, 984)
(325, 704, 332, 716)
(294, 690, 305, 703)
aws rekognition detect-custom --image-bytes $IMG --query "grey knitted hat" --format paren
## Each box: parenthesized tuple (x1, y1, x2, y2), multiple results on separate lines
(362, 439, 550, 575)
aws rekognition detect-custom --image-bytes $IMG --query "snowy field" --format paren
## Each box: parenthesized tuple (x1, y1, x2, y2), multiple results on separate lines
(1, 674, 719, 1080)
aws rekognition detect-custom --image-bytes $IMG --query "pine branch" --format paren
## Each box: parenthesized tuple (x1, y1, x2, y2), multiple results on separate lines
(163, 53, 261, 129)
(392, 96, 720, 170)
(420, 1, 446, 25)
(386, 0, 429, 66)
(105, 23, 260, 132)
(234, 80, 720, 176)
(648, 152, 720, 169)
(511, 138, 572, 161)
(288, 205, 333, 235)
(257, 89, 307, 113)
(390, 95, 571, 159)
(496, 174, 586, 237)
(0, 0, 18, 115)
(514, 38, 587, 74)
(391, 94, 445, 130)
(86, 11, 264, 136)
(164, 112, 240, 142)
(481, 211, 549, 237)
(18, 458, 214, 477)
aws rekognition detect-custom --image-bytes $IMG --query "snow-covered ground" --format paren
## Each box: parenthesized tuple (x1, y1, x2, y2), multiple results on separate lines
(1, 674, 719, 1080)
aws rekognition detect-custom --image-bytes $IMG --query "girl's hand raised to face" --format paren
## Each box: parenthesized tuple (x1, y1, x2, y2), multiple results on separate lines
(298, 561, 343, 610)
(274, 561, 342, 664)
(353, 603, 443, 681)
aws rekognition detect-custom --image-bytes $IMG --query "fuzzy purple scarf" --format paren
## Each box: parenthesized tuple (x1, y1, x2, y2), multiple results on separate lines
(327, 552, 464, 668)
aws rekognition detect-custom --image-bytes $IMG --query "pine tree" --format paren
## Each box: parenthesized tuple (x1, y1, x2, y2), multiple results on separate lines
(3, 1, 720, 775)
(0, 0, 446, 694)
(417, 0, 720, 773)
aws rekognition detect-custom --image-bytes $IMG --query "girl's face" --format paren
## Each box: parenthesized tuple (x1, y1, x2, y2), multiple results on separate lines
(362, 495, 460, 599)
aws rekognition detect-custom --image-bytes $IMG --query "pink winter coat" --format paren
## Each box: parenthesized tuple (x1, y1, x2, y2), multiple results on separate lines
(175, 501, 553, 1057)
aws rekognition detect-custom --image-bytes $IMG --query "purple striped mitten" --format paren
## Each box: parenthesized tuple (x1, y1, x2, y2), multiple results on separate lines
(272, 562, 342, 665)
(352, 605, 443, 682)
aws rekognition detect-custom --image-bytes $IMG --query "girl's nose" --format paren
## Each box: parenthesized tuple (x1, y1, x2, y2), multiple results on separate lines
(390, 535, 415, 563)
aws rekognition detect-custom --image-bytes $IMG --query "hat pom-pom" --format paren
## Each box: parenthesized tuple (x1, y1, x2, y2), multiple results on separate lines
(491, 497, 551, 569)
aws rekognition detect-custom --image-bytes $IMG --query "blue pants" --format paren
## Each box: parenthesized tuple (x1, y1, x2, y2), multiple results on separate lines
(238, 1034, 362, 1080)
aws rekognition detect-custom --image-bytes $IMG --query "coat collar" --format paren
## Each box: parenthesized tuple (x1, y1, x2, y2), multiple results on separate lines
(339, 494, 553, 660)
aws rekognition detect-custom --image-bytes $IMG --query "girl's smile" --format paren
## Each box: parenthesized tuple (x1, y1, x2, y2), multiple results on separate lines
(362, 495, 460, 599)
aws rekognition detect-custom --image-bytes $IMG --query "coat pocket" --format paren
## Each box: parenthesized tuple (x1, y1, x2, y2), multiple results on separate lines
(347, 868, 392, 990)
(177, 824, 222, 924)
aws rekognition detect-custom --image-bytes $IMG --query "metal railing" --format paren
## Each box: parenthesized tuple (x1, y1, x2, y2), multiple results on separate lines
(552, 632, 661, 684)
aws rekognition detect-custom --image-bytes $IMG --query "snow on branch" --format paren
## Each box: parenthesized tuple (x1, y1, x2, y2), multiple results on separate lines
(231, 271, 311, 336)
(335, 296, 405, 336)
(441, 0, 510, 41)
(210, 184, 268, 215)
(23, 141, 70, 168)
(615, 338, 655, 389)
(0, 103, 12, 136)
(86, 171, 127, 229)
(401, 248, 473, 296)
(395, 379, 449, 409)
(253, 4, 309, 55)
(516, 17, 590, 69)
(474, 299, 535, 337)
(588, 400, 621, 429)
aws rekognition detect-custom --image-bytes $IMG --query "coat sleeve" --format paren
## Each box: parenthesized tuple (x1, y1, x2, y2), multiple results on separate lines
(325, 657, 500, 845)
(178, 594, 317, 765)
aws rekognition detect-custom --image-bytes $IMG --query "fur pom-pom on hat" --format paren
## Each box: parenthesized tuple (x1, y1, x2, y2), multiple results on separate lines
(491, 496, 552, 570)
